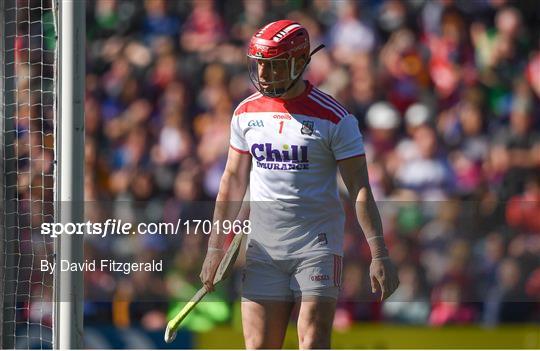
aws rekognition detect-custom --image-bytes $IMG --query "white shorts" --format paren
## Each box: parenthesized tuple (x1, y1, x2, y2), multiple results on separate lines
(241, 242, 343, 301)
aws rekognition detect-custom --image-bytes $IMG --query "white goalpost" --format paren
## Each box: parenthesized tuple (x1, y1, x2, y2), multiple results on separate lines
(1, 0, 84, 348)
(55, 0, 85, 348)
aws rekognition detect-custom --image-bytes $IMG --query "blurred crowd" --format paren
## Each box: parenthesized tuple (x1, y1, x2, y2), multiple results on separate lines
(82, 0, 540, 329)
(13, 0, 540, 335)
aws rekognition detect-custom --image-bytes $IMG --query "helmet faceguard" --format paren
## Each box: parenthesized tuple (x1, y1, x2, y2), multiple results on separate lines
(247, 52, 304, 98)
(247, 20, 324, 98)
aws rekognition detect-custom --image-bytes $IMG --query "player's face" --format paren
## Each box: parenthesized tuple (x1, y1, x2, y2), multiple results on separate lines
(248, 54, 307, 97)
(256, 59, 290, 92)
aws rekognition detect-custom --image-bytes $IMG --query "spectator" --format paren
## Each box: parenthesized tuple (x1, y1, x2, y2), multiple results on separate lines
(506, 174, 540, 234)
(329, 0, 376, 64)
(483, 258, 532, 325)
(395, 125, 455, 200)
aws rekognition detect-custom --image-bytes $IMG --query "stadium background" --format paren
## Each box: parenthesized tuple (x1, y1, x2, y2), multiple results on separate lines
(17, 0, 540, 348)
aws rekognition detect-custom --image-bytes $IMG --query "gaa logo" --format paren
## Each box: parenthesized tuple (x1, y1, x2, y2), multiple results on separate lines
(248, 120, 264, 127)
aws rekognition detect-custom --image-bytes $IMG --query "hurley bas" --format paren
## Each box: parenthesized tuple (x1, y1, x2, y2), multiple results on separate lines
(41, 259, 163, 275)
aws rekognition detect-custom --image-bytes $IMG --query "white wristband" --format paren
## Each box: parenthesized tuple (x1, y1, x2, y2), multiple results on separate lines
(371, 256, 389, 261)
(207, 247, 224, 253)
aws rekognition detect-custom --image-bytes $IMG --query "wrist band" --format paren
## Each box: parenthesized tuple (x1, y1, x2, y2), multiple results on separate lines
(366, 236, 385, 242)
(371, 256, 389, 261)
(207, 247, 224, 252)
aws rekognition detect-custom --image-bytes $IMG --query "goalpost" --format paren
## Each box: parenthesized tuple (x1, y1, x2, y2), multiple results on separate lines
(1, 0, 84, 348)
(55, 0, 85, 348)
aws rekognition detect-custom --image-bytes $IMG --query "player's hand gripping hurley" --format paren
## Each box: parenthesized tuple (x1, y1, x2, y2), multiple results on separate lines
(164, 233, 244, 343)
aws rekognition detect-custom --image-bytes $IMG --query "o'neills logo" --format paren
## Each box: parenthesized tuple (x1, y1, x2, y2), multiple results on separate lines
(310, 274, 329, 281)
(251, 143, 309, 170)
(273, 114, 291, 120)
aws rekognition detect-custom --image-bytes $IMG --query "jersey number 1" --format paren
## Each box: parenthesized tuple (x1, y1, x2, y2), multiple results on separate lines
(278, 121, 284, 134)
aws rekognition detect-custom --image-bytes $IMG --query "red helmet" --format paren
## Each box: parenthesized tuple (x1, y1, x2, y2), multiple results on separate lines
(248, 20, 310, 60)
(247, 20, 311, 97)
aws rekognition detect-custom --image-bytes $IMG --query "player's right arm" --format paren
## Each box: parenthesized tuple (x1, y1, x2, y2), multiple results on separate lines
(200, 146, 251, 292)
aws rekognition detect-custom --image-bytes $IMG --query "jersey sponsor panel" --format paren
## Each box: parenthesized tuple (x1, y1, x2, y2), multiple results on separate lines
(230, 82, 364, 258)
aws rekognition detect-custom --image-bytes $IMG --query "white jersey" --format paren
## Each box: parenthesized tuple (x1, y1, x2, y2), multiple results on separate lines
(230, 82, 365, 259)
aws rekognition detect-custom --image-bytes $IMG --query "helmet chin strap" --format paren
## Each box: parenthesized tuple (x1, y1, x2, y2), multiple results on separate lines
(261, 44, 326, 98)
(281, 44, 325, 96)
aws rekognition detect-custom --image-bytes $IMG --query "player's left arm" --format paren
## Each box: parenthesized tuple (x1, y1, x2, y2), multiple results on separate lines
(338, 155, 399, 301)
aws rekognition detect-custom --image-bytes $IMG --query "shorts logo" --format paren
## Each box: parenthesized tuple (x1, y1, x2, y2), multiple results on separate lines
(310, 274, 330, 281)
(248, 120, 264, 127)
(301, 120, 314, 135)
